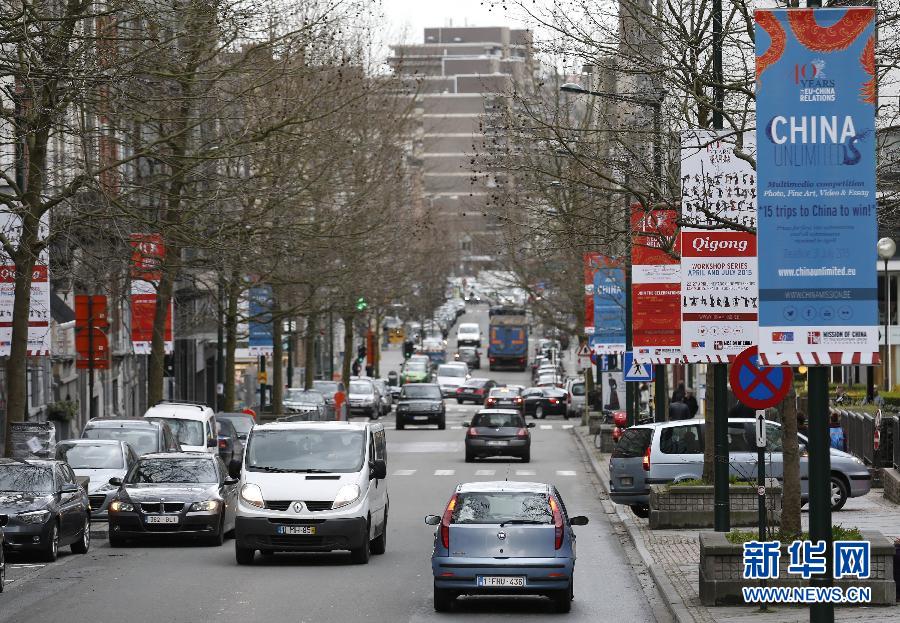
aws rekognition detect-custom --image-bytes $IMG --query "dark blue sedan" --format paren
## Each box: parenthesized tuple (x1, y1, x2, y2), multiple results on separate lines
(425, 481, 588, 612)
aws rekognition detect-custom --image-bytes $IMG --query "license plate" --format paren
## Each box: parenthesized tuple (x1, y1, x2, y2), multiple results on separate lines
(620, 477, 633, 486)
(486, 440, 508, 446)
(146, 515, 179, 524)
(477, 576, 526, 587)
(414, 415, 428, 421)
(277, 525, 316, 535)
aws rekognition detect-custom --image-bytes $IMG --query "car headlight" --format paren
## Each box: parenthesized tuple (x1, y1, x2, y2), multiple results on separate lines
(332, 484, 360, 509)
(109, 500, 134, 512)
(397, 404, 408, 411)
(240, 483, 265, 509)
(189, 500, 220, 512)
(17, 509, 51, 524)
(431, 404, 440, 411)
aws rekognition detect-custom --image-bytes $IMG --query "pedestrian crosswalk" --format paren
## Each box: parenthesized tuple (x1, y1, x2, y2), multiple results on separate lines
(391, 468, 579, 478)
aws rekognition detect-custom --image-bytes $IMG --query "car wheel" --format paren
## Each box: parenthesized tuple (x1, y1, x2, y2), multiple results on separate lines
(396, 420, 405, 431)
(456, 398, 463, 404)
(521, 450, 531, 463)
(536, 405, 545, 419)
(433, 583, 455, 612)
(1, 549, 5, 593)
(630, 504, 650, 519)
(465, 449, 474, 463)
(438, 418, 446, 431)
(42, 521, 59, 562)
(371, 515, 387, 555)
(553, 584, 573, 613)
(207, 516, 225, 546)
(830, 475, 849, 511)
(350, 541, 370, 564)
(71, 515, 91, 554)
(235, 543, 255, 565)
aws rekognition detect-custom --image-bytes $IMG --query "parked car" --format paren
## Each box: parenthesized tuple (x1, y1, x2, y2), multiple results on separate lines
(484, 386, 524, 411)
(144, 401, 218, 455)
(435, 362, 469, 397)
(216, 412, 255, 444)
(312, 380, 348, 420)
(0, 513, 6, 592)
(233, 420, 387, 565)
(522, 387, 569, 419)
(464, 409, 534, 462)
(107, 452, 237, 546)
(564, 378, 586, 418)
(216, 418, 245, 468)
(55, 439, 138, 521)
(455, 377, 497, 405)
(426, 481, 588, 612)
(373, 379, 393, 416)
(456, 322, 482, 347)
(283, 389, 328, 420)
(348, 379, 381, 419)
(395, 383, 446, 430)
(82, 417, 181, 456)
(0, 458, 91, 561)
(454, 346, 481, 369)
(608, 418, 872, 518)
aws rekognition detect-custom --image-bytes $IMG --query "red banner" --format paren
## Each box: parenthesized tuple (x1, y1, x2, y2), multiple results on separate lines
(129, 233, 164, 281)
(75, 295, 110, 369)
(130, 233, 172, 354)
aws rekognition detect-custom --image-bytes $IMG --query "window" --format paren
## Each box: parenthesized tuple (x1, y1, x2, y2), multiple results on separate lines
(246, 429, 365, 473)
(727, 423, 754, 452)
(451, 491, 551, 524)
(659, 425, 703, 454)
(56, 442, 125, 469)
(471, 413, 524, 428)
(765, 423, 784, 452)
(612, 428, 653, 458)
(128, 458, 218, 484)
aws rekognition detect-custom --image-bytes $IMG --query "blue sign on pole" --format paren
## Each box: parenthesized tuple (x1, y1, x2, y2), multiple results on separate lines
(248, 285, 273, 356)
(755, 7, 878, 365)
(623, 352, 655, 382)
(592, 264, 626, 354)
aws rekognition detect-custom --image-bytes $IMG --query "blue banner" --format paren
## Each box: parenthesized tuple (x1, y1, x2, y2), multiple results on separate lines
(248, 285, 273, 356)
(755, 7, 878, 364)
(592, 265, 626, 354)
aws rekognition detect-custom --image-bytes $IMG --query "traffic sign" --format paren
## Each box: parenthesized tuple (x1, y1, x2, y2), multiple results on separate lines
(577, 344, 591, 357)
(755, 410, 767, 448)
(623, 352, 654, 382)
(729, 345, 793, 409)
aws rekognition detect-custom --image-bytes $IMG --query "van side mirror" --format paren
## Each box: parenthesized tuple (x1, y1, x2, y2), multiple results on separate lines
(207, 438, 217, 448)
(569, 515, 589, 526)
(371, 459, 387, 480)
(228, 459, 242, 479)
(424, 515, 441, 525)
(108, 477, 123, 487)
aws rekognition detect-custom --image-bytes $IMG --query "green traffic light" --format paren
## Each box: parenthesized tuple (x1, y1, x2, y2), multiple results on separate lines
(356, 297, 368, 311)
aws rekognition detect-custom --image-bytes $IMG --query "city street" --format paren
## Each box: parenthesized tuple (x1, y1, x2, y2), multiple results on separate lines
(0, 307, 668, 623)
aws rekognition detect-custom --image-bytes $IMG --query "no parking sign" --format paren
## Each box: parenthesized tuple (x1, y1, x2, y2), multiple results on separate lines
(729, 346, 793, 409)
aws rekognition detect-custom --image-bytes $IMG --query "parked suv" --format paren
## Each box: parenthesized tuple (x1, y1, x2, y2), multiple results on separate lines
(608, 418, 871, 518)
(564, 378, 586, 419)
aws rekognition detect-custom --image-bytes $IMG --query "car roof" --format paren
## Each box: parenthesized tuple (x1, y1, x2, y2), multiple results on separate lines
(402, 382, 440, 388)
(475, 408, 522, 415)
(144, 404, 212, 421)
(457, 481, 549, 494)
(85, 418, 162, 428)
(58, 438, 124, 446)
(139, 452, 216, 460)
(251, 420, 375, 433)
(216, 412, 254, 418)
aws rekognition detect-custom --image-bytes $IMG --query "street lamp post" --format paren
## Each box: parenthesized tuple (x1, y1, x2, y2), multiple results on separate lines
(878, 237, 896, 391)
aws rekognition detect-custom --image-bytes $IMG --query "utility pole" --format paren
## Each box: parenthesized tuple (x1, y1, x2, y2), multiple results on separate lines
(87, 296, 96, 420)
(216, 278, 224, 411)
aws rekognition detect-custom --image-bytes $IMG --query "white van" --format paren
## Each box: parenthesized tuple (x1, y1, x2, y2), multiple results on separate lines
(456, 322, 481, 347)
(144, 401, 217, 455)
(233, 420, 387, 564)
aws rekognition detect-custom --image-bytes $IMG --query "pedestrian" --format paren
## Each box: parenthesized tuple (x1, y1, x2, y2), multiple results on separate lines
(668, 399, 690, 421)
(638, 383, 650, 411)
(351, 359, 361, 376)
(873, 389, 885, 408)
(829, 412, 846, 451)
(685, 387, 699, 417)
(671, 381, 686, 404)
(333, 387, 346, 421)
(365, 363, 374, 377)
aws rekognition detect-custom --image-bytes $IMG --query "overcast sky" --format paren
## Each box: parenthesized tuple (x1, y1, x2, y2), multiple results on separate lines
(380, 0, 523, 44)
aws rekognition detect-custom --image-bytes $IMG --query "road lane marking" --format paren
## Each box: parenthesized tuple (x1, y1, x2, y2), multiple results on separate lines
(539, 425, 552, 430)
(451, 426, 463, 430)
(434, 469, 455, 476)
(562, 424, 574, 429)
(391, 441, 464, 453)
(393, 469, 416, 476)
(515, 469, 536, 476)
(556, 470, 577, 476)
(474, 469, 496, 476)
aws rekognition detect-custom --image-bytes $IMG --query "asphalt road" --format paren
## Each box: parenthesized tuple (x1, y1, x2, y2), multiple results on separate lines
(0, 306, 666, 623)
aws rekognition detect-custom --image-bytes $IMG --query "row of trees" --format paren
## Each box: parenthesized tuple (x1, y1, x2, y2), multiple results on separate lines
(1, 0, 447, 452)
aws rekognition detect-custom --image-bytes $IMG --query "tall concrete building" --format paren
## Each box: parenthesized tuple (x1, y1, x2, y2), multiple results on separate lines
(390, 27, 536, 273)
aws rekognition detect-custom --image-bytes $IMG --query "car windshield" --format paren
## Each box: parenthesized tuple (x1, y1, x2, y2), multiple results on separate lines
(83, 426, 159, 456)
(349, 382, 373, 394)
(149, 418, 204, 447)
(246, 429, 365, 473)
(127, 458, 218, 484)
(0, 463, 53, 493)
(472, 413, 523, 428)
(285, 389, 324, 404)
(437, 365, 466, 378)
(452, 491, 552, 524)
(218, 415, 253, 435)
(489, 388, 519, 397)
(56, 443, 123, 469)
(459, 325, 479, 335)
(313, 382, 337, 394)
(405, 361, 427, 372)
(400, 385, 442, 399)
(464, 379, 486, 388)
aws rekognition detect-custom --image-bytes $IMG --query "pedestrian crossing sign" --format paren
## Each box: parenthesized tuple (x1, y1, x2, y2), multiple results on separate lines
(623, 352, 654, 382)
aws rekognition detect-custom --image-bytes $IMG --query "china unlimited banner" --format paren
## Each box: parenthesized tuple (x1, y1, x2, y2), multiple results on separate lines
(583, 253, 626, 354)
(755, 8, 878, 365)
(130, 233, 173, 355)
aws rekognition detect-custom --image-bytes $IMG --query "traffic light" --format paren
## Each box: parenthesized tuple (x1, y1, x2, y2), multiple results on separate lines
(357, 344, 367, 361)
(355, 297, 368, 311)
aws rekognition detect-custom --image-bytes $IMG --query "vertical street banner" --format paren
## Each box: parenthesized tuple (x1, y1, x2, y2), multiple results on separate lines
(584, 254, 626, 354)
(0, 211, 51, 356)
(680, 131, 758, 362)
(755, 7, 878, 365)
(248, 284, 274, 356)
(583, 253, 597, 334)
(130, 233, 173, 355)
(631, 205, 681, 363)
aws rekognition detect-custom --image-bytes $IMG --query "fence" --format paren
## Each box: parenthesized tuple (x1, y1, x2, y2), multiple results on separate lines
(834, 409, 900, 470)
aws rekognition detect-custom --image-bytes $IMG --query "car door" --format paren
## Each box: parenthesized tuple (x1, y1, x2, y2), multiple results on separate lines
(522, 389, 543, 416)
(217, 458, 237, 532)
(655, 424, 704, 482)
(725, 422, 757, 481)
(57, 466, 81, 541)
(368, 431, 386, 532)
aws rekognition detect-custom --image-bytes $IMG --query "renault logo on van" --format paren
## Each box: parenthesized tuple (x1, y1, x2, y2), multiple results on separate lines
(293, 502, 304, 513)
(497, 531, 506, 540)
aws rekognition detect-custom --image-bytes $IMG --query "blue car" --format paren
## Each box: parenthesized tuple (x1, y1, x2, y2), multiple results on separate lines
(425, 481, 588, 612)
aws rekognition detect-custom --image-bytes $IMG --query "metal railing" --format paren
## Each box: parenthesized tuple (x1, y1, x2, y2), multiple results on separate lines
(833, 409, 900, 469)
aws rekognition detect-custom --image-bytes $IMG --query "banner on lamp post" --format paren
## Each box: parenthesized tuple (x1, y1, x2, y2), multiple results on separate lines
(129, 233, 173, 355)
(755, 7, 878, 365)
(584, 253, 626, 354)
(248, 284, 274, 356)
(680, 130, 758, 362)
(0, 211, 51, 356)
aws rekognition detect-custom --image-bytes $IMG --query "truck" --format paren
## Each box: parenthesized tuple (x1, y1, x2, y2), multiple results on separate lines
(487, 306, 528, 371)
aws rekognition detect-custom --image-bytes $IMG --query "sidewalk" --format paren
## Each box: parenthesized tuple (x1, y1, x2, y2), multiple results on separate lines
(571, 426, 900, 623)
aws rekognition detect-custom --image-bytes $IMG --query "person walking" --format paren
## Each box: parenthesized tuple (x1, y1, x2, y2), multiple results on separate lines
(668, 399, 690, 421)
(671, 381, 686, 404)
(685, 387, 699, 418)
(829, 413, 846, 451)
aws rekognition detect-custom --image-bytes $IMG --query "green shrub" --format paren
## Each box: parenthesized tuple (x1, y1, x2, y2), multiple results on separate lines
(726, 525, 863, 544)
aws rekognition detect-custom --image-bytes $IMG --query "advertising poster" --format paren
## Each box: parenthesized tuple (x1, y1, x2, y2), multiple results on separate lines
(601, 370, 626, 412)
(755, 8, 878, 365)
(583, 252, 597, 334)
(130, 233, 173, 355)
(584, 253, 626, 353)
(248, 284, 274, 356)
(680, 130, 758, 362)
(0, 211, 51, 356)
(631, 205, 681, 363)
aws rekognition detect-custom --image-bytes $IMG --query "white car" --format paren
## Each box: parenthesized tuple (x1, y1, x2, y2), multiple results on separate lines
(435, 362, 469, 397)
(456, 323, 481, 347)
(144, 401, 217, 455)
(233, 420, 388, 564)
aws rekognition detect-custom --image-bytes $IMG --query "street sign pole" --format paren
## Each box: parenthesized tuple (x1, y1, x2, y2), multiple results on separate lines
(654, 364, 666, 422)
(88, 295, 96, 420)
(808, 366, 833, 623)
(755, 410, 767, 540)
(625, 267, 635, 427)
(713, 362, 729, 531)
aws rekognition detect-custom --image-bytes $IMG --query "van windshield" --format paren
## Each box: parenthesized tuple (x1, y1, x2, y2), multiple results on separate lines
(246, 429, 366, 473)
(148, 418, 204, 447)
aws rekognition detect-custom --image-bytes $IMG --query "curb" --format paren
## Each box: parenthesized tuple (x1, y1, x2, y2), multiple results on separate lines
(572, 428, 694, 623)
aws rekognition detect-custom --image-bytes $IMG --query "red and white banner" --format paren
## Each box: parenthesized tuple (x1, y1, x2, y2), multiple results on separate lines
(631, 205, 681, 363)
(129, 234, 173, 355)
(0, 212, 51, 356)
(680, 130, 758, 362)
(584, 252, 597, 334)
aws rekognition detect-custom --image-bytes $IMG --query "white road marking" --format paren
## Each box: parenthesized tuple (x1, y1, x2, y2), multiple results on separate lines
(434, 469, 455, 476)
(451, 426, 463, 430)
(393, 469, 416, 476)
(562, 424, 574, 429)
(515, 469, 536, 476)
(539, 425, 552, 430)
(556, 470, 577, 476)
(474, 469, 496, 476)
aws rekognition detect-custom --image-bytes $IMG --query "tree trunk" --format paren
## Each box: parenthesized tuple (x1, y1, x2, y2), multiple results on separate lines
(271, 302, 283, 415)
(341, 314, 353, 387)
(3, 251, 38, 455)
(305, 313, 317, 389)
(223, 271, 239, 411)
(148, 264, 175, 405)
(703, 367, 716, 483)
(780, 387, 802, 538)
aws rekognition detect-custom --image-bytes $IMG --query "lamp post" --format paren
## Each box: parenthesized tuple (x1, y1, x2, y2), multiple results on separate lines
(878, 237, 896, 391)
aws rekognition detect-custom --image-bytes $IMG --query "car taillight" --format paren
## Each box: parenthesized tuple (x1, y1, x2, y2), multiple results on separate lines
(440, 494, 458, 549)
(456, 387, 463, 394)
(516, 428, 528, 438)
(642, 446, 651, 472)
(489, 358, 496, 363)
(475, 388, 484, 395)
(486, 398, 495, 406)
(550, 497, 564, 549)
(549, 398, 558, 404)
(218, 439, 227, 449)
(515, 397, 523, 404)
(467, 427, 478, 437)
